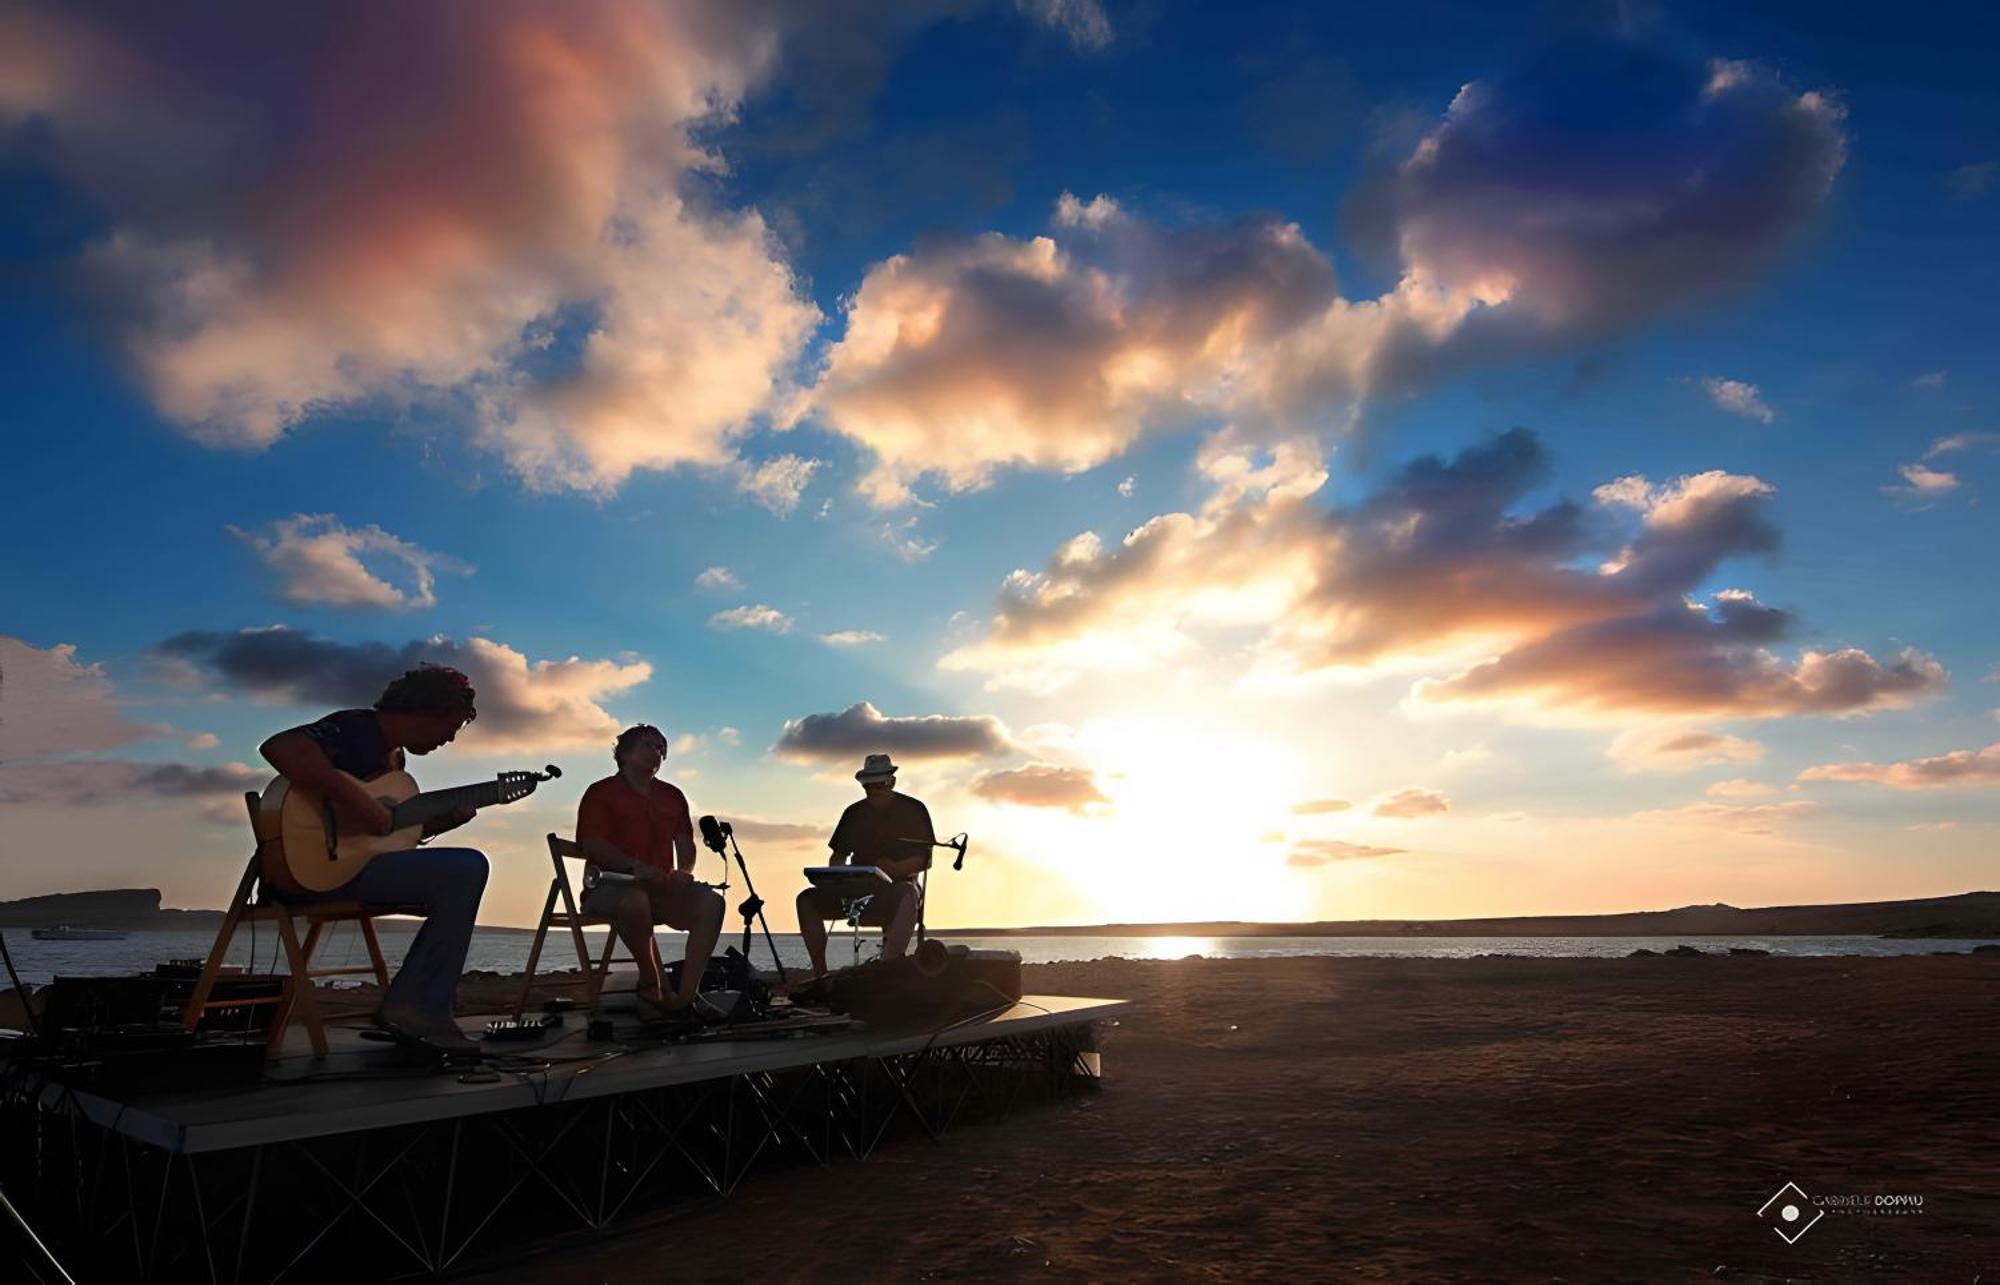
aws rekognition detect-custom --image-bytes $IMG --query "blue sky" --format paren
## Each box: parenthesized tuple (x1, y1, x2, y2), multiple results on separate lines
(2, 0, 1996, 928)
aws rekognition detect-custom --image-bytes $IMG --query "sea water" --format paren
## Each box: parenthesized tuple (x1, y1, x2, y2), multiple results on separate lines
(2, 926, 1990, 986)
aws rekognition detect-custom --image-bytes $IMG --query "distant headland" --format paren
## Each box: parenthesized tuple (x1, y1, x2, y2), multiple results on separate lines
(5, 887, 1998, 939)
(0, 888, 226, 931)
(936, 891, 2000, 940)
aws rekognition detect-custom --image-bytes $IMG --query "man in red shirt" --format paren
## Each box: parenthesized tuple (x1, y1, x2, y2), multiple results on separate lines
(575, 725, 724, 1014)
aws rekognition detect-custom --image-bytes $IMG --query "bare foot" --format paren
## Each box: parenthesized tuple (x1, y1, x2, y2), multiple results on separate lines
(375, 1004, 479, 1054)
(635, 988, 689, 1016)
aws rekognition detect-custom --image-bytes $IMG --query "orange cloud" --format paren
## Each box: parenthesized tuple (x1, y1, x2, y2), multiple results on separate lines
(813, 47, 1845, 503)
(1800, 742, 2000, 790)
(3, 1, 817, 491)
(971, 764, 1110, 815)
(1287, 839, 1404, 866)
(0, 635, 161, 759)
(1374, 788, 1450, 819)
(229, 514, 470, 610)
(1608, 727, 1765, 773)
(1629, 799, 1815, 834)
(944, 428, 1943, 720)
(773, 702, 1016, 765)
(152, 626, 649, 752)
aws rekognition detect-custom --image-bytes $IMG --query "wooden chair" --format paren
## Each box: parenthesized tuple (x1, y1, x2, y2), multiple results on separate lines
(512, 834, 642, 1018)
(179, 793, 419, 1056)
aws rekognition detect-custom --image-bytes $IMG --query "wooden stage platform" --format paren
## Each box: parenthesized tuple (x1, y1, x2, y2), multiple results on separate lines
(2, 995, 1127, 1280)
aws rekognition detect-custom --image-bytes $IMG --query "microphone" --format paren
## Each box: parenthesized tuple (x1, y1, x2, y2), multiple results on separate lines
(698, 814, 732, 854)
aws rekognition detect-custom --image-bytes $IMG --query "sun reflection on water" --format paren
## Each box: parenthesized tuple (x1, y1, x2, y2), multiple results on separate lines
(1125, 935, 1219, 960)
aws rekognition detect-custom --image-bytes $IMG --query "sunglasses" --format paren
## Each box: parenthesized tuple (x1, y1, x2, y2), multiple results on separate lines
(862, 779, 894, 790)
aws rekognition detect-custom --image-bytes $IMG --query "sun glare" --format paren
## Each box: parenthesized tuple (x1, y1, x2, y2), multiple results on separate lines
(985, 716, 1310, 924)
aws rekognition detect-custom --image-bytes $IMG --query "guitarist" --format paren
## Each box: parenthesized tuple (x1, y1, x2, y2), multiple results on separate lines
(259, 664, 486, 1054)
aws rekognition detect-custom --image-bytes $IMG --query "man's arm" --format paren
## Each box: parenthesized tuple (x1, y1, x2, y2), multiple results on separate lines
(577, 836, 657, 878)
(875, 802, 936, 880)
(261, 729, 394, 836)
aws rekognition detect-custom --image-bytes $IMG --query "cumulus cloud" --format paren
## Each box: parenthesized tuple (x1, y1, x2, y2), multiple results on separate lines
(879, 518, 940, 563)
(1629, 799, 1814, 834)
(818, 630, 885, 647)
(1374, 787, 1449, 818)
(708, 605, 794, 634)
(1, 1, 823, 492)
(1883, 462, 1960, 505)
(773, 701, 1015, 764)
(811, 42, 1845, 504)
(0, 635, 161, 760)
(1358, 47, 1845, 329)
(1925, 432, 2000, 458)
(1607, 726, 1763, 773)
(229, 514, 470, 609)
(1290, 798, 1354, 815)
(0, 759, 264, 808)
(1015, 0, 1112, 50)
(1425, 611, 1944, 719)
(947, 426, 1943, 717)
(695, 566, 741, 591)
(1697, 377, 1775, 423)
(1287, 839, 1403, 866)
(721, 816, 824, 845)
(1707, 778, 1777, 798)
(0, 638, 259, 824)
(971, 763, 1109, 814)
(153, 626, 649, 752)
(735, 454, 821, 517)
(1943, 161, 1997, 197)
(1799, 742, 2000, 790)
(1888, 433, 2000, 505)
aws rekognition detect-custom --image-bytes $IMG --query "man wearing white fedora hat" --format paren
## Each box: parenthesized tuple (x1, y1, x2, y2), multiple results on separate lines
(795, 753, 935, 976)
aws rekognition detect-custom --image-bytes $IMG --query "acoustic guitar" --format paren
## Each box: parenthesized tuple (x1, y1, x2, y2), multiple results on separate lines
(256, 765, 561, 893)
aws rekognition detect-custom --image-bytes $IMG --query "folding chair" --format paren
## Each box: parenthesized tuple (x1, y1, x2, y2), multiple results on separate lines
(179, 792, 421, 1056)
(513, 834, 645, 1018)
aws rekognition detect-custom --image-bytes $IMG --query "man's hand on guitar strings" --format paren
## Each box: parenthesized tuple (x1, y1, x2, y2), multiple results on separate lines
(424, 805, 478, 838)
(338, 792, 397, 837)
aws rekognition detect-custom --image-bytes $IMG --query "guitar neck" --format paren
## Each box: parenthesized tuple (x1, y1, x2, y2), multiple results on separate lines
(391, 780, 503, 830)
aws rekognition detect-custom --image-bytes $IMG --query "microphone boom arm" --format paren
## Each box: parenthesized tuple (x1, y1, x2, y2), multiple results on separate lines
(899, 832, 971, 871)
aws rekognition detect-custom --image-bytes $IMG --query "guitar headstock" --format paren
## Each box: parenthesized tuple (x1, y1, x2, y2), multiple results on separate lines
(497, 764, 562, 803)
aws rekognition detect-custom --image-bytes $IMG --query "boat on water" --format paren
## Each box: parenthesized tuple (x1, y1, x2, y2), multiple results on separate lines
(30, 925, 129, 942)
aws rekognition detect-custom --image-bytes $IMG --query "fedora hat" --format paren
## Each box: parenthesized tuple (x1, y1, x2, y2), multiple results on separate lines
(855, 753, 899, 783)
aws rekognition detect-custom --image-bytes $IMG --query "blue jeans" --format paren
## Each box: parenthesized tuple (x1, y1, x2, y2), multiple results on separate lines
(294, 848, 488, 1021)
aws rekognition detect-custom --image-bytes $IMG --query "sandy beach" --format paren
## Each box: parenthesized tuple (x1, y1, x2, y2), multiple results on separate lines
(412, 950, 2000, 1280)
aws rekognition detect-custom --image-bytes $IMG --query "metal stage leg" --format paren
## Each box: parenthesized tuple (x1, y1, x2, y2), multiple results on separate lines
(2, 1020, 1108, 1279)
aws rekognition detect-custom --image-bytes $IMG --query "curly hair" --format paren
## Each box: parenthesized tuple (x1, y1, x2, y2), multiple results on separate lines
(613, 724, 668, 766)
(375, 664, 478, 720)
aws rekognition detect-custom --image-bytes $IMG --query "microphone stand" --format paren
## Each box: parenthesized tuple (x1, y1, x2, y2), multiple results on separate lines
(708, 825, 789, 985)
(897, 833, 969, 947)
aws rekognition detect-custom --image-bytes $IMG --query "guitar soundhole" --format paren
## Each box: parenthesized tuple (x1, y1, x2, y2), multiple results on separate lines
(321, 802, 339, 859)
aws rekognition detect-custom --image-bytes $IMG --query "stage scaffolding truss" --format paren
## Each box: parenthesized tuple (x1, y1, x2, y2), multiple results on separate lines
(1, 1018, 1104, 1282)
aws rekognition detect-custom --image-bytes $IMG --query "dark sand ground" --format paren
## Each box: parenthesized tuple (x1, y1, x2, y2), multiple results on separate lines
(438, 952, 2000, 1280)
